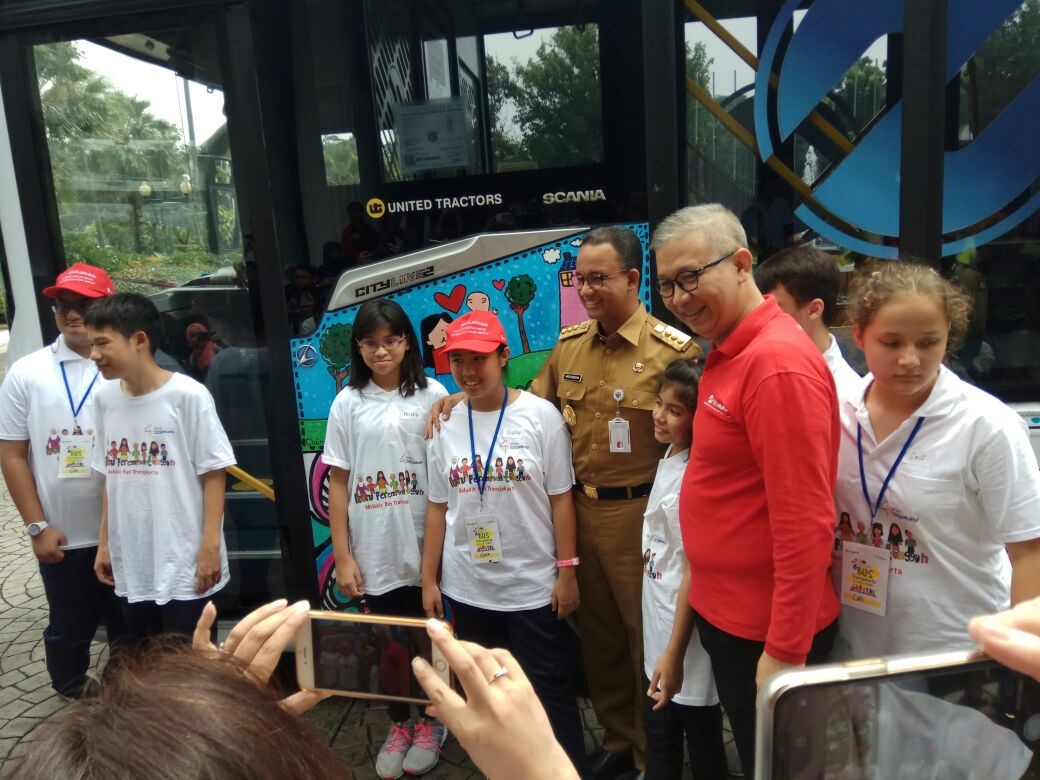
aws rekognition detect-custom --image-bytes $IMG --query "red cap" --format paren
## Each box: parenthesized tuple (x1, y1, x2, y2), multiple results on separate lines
(42, 263, 115, 299)
(444, 310, 509, 354)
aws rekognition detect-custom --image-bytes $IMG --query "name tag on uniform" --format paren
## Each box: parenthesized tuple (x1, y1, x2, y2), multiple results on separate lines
(840, 541, 890, 616)
(467, 514, 502, 564)
(58, 435, 93, 479)
(608, 418, 631, 453)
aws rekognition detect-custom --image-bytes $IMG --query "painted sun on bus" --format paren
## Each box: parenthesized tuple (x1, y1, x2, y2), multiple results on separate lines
(291, 223, 652, 610)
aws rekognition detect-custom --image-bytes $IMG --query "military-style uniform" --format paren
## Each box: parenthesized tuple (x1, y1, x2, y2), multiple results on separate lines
(530, 306, 699, 764)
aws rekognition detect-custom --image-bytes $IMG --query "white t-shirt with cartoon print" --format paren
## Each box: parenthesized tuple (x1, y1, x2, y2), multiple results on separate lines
(0, 336, 112, 549)
(427, 390, 574, 611)
(322, 378, 448, 595)
(91, 373, 236, 604)
(833, 367, 1040, 659)
(641, 446, 718, 707)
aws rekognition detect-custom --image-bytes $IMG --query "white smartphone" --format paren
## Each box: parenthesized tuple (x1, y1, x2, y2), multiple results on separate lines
(756, 649, 1040, 780)
(295, 610, 451, 704)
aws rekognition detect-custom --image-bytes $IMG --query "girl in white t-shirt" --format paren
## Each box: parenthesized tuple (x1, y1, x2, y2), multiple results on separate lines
(834, 263, 1040, 660)
(642, 358, 727, 780)
(421, 310, 586, 772)
(323, 299, 448, 779)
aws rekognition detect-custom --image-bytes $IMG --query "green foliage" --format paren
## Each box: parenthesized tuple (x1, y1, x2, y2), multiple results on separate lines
(320, 323, 354, 372)
(505, 274, 537, 309)
(321, 134, 360, 186)
(61, 231, 217, 294)
(488, 26, 602, 169)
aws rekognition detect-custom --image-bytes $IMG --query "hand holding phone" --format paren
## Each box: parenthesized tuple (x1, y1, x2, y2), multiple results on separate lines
(412, 620, 580, 780)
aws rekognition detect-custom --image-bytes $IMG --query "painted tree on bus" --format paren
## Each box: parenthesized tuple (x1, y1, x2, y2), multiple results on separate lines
(505, 275, 537, 354)
(320, 322, 353, 393)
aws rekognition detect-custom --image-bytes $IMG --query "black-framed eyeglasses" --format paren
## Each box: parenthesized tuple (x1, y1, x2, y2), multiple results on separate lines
(51, 298, 94, 315)
(574, 271, 621, 290)
(656, 250, 735, 299)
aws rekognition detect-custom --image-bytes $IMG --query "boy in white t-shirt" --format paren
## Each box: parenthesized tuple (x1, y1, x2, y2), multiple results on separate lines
(85, 294, 236, 643)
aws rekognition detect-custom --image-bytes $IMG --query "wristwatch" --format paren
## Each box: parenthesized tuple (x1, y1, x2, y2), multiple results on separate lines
(26, 521, 49, 538)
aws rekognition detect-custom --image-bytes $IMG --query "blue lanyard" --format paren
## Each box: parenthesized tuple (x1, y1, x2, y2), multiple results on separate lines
(857, 416, 925, 520)
(469, 385, 509, 508)
(60, 362, 99, 423)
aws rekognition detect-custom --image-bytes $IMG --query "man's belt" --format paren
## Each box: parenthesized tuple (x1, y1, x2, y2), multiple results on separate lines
(574, 480, 654, 501)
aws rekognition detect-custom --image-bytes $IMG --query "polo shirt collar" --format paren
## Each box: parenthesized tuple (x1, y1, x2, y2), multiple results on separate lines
(850, 365, 959, 421)
(712, 295, 780, 357)
(593, 305, 647, 347)
(52, 334, 89, 364)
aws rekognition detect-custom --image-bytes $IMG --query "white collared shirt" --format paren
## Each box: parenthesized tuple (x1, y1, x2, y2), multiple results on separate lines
(823, 334, 861, 403)
(0, 335, 111, 548)
(833, 366, 1040, 658)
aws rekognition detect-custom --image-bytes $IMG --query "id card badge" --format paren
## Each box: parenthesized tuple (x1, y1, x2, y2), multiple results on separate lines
(58, 434, 93, 479)
(840, 541, 890, 616)
(466, 513, 503, 564)
(608, 418, 631, 453)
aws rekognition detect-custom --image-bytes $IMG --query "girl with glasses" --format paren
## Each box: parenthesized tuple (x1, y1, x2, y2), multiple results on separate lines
(322, 298, 449, 778)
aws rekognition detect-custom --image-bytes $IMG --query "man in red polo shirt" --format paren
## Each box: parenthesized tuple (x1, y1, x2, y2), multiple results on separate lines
(651, 204, 840, 776)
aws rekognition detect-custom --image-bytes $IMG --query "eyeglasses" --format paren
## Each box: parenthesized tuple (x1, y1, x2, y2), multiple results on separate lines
(574, 271, 621, 290)
(357, 337, 407, 353)
(51, 299, 95, 315)
(656, 250, 735, 299)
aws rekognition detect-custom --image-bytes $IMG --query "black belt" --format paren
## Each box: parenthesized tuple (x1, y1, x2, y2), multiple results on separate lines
(574, 480, 653, 501)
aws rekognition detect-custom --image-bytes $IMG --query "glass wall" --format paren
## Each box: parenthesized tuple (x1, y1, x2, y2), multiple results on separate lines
(32, 25, 282, 614)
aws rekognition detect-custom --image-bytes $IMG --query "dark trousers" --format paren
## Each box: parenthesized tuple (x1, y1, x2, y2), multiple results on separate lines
(365, 586, 425, 722)
(643, 691, 728, 780)
(121, 594, 213, 647)
(38, 546, 126, 697)
(695, 615, 837, 778)
(448, 598, 587, 774)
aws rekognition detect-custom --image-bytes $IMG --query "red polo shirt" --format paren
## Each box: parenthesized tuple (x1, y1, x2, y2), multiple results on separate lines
(680, 296, 840, 663)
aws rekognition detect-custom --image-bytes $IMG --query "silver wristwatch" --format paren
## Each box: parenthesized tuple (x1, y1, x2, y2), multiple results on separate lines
(26, 521, 49, 538)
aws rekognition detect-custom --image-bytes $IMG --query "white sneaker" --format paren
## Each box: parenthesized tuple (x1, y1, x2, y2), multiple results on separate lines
(375, 720, 413, 779)
(402, 717, 447, 775)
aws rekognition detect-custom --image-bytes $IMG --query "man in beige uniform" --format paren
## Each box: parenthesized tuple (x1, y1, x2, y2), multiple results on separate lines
(530, 226, 698, 777)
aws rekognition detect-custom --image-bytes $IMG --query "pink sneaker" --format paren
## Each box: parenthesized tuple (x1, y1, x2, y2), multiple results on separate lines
(375, 720, 413, 779)
(403, 717, 447, 775)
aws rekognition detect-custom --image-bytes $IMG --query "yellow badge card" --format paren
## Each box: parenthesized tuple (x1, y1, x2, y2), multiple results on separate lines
(467, 515, 502, 564)
(840, 541, 890, 616)
(58, 434, 93, 479)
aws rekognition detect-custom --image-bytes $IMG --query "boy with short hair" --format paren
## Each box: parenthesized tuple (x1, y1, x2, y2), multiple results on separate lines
(85, 293, 236, 641)
(754, 244, 860, 399)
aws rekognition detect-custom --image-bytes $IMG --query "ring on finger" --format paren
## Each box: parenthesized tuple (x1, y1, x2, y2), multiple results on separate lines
(486, 665, 509, 684)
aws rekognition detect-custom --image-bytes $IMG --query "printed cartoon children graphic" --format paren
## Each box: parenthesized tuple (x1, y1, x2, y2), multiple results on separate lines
(105, 435, 176, 468)
(46, 428, 61, 455)
(642, 540, 663, 581)
(445, 454, 531, 487)
(837, 509, 928, 567)
(353, 465, 424, 503)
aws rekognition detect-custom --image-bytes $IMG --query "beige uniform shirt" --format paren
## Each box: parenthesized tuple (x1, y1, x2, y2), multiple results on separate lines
(529, 306, 700, 488)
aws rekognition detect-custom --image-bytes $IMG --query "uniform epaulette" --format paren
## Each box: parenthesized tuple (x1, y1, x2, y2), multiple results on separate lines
(558, 321, 592, 340)
(650, 322, 693, 351)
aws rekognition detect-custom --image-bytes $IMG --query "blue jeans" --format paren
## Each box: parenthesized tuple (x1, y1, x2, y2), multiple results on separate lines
(38, 546, 126, 697)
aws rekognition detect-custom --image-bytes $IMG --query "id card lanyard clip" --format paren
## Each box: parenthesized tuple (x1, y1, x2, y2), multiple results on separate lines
(609, 388, 631, 453)
(469, 385, 509, 511)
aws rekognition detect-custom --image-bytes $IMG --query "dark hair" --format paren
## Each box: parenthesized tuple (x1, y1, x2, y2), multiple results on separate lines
(659, 357, 703, 410)
(582, 226, 643, 272)
(7, 645, 348, 780)
(754, 245, 840, 326)
(348, 299, 427, 395)
(419, 312, 454, 370)
(84, 293, 162, 355)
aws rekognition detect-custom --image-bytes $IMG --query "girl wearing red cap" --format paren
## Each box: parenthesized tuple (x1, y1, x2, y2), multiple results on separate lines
(422, 310, 586, 772)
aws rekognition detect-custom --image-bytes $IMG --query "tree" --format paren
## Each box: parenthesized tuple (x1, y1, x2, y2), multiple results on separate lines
(487, 26, 602, 168)
(320, 323, 353, 393)
(322, 134, 360, 186)
(504, 275, 537, 353)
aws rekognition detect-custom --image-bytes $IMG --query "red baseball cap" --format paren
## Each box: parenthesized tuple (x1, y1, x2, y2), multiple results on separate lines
(42, 263, 115, 299)
(444, 310, 509, 354)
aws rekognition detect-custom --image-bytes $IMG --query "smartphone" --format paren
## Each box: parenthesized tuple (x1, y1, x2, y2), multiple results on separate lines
(756, 649, 1040, 780)
(295, 610, 451, 704)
